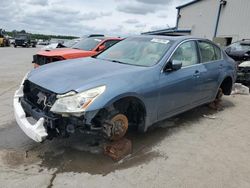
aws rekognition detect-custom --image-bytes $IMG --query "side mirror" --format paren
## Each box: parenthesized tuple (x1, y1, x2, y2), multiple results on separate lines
(164, 60, 182, 72)
(171, 60, 182, 70)
(97, 45, 105, 52)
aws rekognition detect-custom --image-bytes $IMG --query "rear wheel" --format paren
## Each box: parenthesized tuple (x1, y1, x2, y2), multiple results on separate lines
(208, 88, 223, 110)
(216, 88, 223, 101)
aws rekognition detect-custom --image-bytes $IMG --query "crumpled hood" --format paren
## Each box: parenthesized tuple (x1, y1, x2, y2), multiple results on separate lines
(27, 57, 146, 94)
(227, 49, 249, 56)
(239, 61, 250, 67)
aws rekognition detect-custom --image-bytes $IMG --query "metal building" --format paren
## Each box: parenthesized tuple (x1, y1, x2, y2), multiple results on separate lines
(143, 0, 250, 45)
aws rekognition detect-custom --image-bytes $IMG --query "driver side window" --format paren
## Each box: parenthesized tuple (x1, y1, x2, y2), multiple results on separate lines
(171, 41, 198, 67)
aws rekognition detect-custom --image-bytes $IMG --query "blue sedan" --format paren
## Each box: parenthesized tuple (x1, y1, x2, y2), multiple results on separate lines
(14, 35, 237, 142)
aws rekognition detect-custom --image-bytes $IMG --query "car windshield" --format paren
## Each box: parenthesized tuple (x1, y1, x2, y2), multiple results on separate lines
(63, 39, 79, 47)
(96, 37, 173, 67)
(227, 41, 250, 51)
(72, 37, 103, 51)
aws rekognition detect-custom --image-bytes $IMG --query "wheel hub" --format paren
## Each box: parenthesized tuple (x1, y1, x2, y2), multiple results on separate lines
(108, 114, 128, 141)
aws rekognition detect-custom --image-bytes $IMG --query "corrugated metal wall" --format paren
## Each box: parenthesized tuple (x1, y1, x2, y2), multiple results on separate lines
(217, 0, 250, 42)
(177, 0, 250, 42)
(178, 0, 218, 39)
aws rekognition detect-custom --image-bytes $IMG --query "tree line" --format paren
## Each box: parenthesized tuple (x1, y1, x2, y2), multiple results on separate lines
(5, 30, 78, 40)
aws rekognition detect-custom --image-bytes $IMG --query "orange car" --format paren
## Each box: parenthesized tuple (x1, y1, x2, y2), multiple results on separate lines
(32, 37, 122, 68)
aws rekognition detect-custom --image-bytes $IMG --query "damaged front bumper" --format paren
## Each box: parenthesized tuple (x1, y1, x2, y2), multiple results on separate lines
(14, 85, 48, 142)
(237, 61, 250, 83)
(14, 83, 102, 143)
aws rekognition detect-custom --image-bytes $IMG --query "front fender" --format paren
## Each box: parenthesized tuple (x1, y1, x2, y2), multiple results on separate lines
(86, 91, 146, 112)
(103, 92, 146, 108)
(85, 91, 152, 132)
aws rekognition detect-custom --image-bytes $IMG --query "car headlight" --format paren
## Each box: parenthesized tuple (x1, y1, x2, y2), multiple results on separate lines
(50, 85, 106, 114)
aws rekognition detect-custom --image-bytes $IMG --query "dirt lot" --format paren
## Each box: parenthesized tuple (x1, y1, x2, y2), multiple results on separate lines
(0, 47, 250, 188)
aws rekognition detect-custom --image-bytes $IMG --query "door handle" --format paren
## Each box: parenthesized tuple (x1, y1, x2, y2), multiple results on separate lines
(219, 64, 223, 69)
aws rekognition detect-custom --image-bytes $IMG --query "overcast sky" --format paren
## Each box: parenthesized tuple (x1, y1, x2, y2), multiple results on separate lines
(1, 0, 190, 37)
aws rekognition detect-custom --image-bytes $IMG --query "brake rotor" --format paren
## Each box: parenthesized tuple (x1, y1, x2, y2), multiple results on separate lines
(109, 114, 128, 141)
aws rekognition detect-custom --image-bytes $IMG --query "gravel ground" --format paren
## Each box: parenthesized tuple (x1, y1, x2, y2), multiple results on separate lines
(0, 46, 250, 188)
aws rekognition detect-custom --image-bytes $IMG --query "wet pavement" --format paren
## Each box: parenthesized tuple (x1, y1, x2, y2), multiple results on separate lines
(0, 100, 233, 175)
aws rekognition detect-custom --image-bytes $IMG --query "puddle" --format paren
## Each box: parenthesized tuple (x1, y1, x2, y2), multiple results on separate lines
(0, 100, 234, 175)
(34, 125, 170, 175)
(0, 121, 38, 151)
(39, 146, 165, 175)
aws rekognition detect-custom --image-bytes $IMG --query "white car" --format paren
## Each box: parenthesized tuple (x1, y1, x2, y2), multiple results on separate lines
(41, 39, 80, 50)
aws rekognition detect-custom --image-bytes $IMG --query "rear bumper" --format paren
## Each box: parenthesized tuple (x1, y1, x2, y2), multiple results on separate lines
(13, 85, 48, 142)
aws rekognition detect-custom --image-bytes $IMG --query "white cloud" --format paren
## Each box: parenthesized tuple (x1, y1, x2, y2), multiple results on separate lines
(0, 0, 191, 36)
(27, 0, 49, 6)
(124, 19, 139, 24)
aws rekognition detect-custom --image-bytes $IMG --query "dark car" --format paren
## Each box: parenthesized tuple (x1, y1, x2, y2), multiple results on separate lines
(225, 39, 250, 83)
(14, 34, 37, 48)
(237, 61, 250, 83)
(14, 35, 237, 142)
(225, 39, 250, 63)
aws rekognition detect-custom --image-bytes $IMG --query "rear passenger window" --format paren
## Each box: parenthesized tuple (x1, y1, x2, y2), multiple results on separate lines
(171, 41, 198, 67)
(213, 45, 222, 60)
(198, 41, 221, 63)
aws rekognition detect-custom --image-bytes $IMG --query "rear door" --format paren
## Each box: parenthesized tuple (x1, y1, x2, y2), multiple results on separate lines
(197, 41, 223, 100)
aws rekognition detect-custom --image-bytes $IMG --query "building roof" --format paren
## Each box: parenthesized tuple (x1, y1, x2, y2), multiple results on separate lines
(176, 0, 201, 9)
(141, 0, 201, 36)
(142, 27, 191, 36)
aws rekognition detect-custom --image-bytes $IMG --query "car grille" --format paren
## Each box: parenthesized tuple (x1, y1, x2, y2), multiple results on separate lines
(238, 67, 250, 73)
(33, 55, 51, 65)
(23, 80, 57, 112)
(33, 55, 64, 65)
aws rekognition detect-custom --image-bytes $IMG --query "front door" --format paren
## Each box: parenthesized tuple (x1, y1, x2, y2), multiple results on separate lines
(157, 41, 201, 120)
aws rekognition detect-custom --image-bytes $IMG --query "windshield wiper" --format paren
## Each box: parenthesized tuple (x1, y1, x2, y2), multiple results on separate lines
(110, 60, 127, 64)
(93, 58, 128, 65)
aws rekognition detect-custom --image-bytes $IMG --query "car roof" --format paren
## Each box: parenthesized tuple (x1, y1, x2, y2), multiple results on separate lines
(89, 37, 122, 41)
(137, 34, 208, 42)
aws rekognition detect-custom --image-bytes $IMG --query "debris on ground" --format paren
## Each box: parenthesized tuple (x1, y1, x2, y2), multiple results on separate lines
(103, 138, 132, 161)
(231, 83, 249, 95)
(203, 114, 217, 119)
